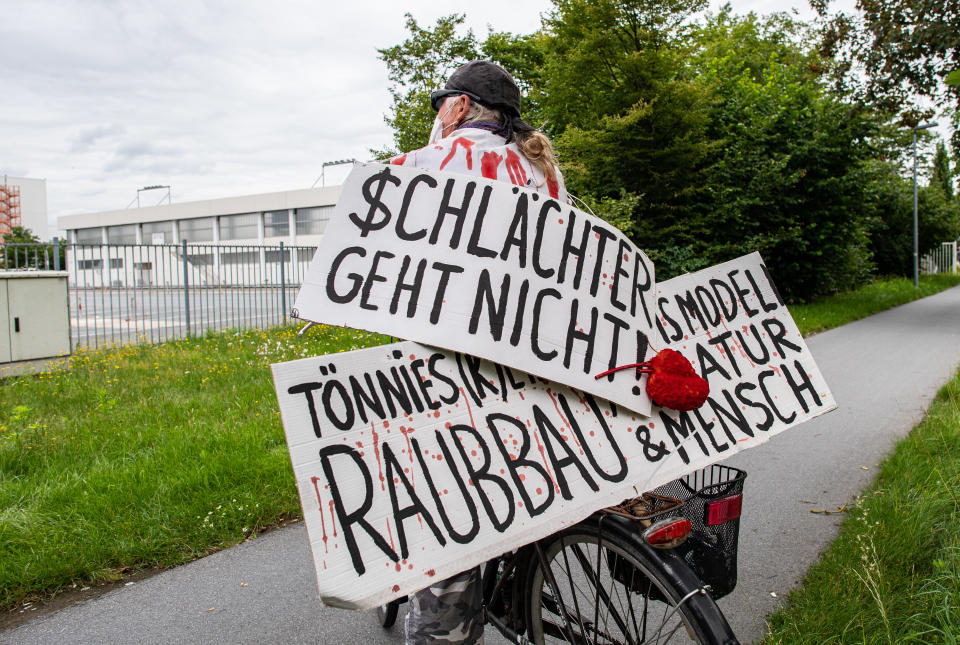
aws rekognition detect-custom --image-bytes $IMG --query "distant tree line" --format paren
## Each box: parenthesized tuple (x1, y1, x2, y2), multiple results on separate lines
(0, 226, 64, 270)
(376, 0, 960, 302)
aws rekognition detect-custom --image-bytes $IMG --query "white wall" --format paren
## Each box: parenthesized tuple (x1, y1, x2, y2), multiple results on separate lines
(2, 176, 48, 240)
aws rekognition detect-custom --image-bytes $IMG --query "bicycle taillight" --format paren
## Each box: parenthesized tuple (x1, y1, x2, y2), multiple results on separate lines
(643, 518, 692, 549)
(705, 493, 743, 526)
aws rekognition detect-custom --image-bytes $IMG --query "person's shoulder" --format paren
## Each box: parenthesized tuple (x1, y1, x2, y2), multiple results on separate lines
(387, 143, 449, 169)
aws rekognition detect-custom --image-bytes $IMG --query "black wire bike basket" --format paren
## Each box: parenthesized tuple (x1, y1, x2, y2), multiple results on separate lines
(653, 464, 747, 599)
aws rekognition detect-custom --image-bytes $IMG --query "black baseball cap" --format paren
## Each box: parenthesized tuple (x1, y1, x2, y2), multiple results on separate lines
(430, 61, 534, 139)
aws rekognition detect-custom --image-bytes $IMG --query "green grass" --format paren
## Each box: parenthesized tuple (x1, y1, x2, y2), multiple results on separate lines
(764, 369, 960, 644)
(789, 273, 960, 337)
(0, 325, 389, 607)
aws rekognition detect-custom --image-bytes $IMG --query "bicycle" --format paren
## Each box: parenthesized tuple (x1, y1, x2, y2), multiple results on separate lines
(376, 463, 746, 645)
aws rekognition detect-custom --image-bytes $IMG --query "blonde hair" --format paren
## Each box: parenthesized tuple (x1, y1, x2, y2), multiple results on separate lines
(462, 102, 559, 184)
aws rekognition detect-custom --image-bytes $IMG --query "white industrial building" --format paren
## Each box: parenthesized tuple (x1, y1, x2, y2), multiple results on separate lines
(56, 185, 340, 288)
(1, 175, 49, 240)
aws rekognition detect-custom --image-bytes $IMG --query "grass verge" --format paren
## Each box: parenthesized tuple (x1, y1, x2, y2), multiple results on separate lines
(788, 273, 960, 337)
(764, 369, 960, 644)
(0, 325, 389, 608)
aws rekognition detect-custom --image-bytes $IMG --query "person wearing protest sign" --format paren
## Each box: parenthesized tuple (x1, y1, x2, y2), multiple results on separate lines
(390, 60, 568, 205)
(395, 60, 568, 645)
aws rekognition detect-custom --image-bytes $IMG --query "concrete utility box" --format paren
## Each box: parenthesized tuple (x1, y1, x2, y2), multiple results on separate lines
(0, 271, 71, 363)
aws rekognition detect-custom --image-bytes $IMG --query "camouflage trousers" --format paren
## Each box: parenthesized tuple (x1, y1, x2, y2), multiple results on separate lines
(405, 566, 484, 645)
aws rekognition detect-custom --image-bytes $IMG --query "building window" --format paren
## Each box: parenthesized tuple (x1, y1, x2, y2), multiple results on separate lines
(222, 250, 260, 265)
(179, 217, 214, 242)
(107, 224, 138, 244)
(295, 206, 332, 235)
(78, 259, 102, 270)
(297, 247, 317, 262)
(264, 210, 289, 237)
(187, 253, 213, 266)
(75, 228, 103, 243)
(134, 261, 153, 270)
(109, 258, 124, 269)
(265, 249, 291, 263)
(219, 213, 259, 241)
(143, 221, 172, 245)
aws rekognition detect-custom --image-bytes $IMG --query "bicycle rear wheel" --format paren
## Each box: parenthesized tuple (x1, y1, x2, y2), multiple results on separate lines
(524, 516, 737, 645)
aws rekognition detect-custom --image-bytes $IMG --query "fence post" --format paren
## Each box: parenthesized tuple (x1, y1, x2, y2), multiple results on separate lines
(280, 241, 286, 324)
(53, 237, 61, 271)
(182, 239, 191, 337)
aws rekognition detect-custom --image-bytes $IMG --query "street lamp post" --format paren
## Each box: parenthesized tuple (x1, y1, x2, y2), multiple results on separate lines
(312, 159, 357, 188)
(912, 121, 938, 287)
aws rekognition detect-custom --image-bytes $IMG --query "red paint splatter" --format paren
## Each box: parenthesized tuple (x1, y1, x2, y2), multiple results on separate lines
(546, 175, 559, 198)
(505, 149, 528, 186)
(328, 500, 338, 537)
(461, 387, 478, 430)
(386, 519, 396, 552)
(371, 422, 385, 491)
(481, 151, 503, 180)
(532, 429, 560, 494)
(440, 137, 475, 170)
(548, 391, 583, 452)
(393, 585, 400, 592)
(311, 476, 329, 553)
(391, 153, 407, 165)
(426, 569, 436, 577)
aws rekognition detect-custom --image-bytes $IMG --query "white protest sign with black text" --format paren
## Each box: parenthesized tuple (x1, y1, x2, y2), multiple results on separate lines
(273, 253, 836, 611)
(292, 162, 658, 416)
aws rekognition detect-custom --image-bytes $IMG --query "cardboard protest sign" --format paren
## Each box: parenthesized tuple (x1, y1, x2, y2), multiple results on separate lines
(272, 253, 836, 611)
(292, 162, 658, 416)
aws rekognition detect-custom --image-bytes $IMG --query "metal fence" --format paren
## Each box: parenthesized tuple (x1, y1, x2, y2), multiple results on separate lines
(1, 242, 318, 350)
(2, 237, 956, 353)
(921, 241, 958, 275)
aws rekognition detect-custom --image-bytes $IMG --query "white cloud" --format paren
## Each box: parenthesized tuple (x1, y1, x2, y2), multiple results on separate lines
(1, 0, 848, 235)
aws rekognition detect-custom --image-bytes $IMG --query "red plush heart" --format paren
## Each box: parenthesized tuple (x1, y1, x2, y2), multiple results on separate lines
(594, 348, 710, 412)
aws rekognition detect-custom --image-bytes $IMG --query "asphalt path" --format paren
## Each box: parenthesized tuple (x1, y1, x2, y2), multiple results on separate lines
(4, 285, 960, 645)
(70, 286, 298, 349)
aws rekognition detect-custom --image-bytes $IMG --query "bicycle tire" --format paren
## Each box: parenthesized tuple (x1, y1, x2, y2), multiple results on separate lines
(524, 515, 738, 645)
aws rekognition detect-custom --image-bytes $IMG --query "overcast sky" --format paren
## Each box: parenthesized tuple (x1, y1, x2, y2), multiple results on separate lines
(2, 0, 836, 233)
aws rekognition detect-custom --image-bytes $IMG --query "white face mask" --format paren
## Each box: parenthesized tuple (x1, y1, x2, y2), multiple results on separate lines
(428, 98, 456, 145)
(428, 115, 444, 145)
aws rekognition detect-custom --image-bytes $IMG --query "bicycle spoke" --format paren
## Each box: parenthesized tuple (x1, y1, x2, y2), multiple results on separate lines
(526, 527, 719, 645)
(559, 535, 590, 643)
(605, 551, 635, 642)
(569, 541, 634, 641)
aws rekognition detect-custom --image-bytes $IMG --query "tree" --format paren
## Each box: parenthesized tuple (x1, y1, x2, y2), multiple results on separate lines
(813, 0, 960, 144)
(374, 3, 926, 299)
(865, 156, 960, 277)
(375, 14, 481, 158)
(374, 14, 547, 158)
(931, 141, 955, 201)
(0, 226, 55, 270)
(684, 11, 886, 299)
(538, 0, 718, 274)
